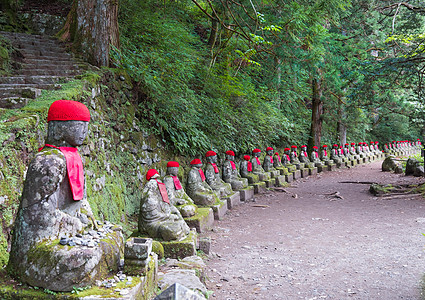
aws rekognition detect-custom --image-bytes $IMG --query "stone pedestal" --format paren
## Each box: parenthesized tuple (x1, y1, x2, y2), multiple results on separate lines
(124, 237, 153, 276)
(224, 192, 241, 209)
(274, 175, 286, 187)
(285, 173, 293, 183)
(240, 186, 254, 201)
(264, 179, 273, 188)
(328, 164, 336, 171)
(184, 207, 214, 233)
(309, 167, 317, 176)
(293, 169, 301, 180)
(317, 166, 323, 173)
(251, 182, 266, 194)
(300, 168, 309, 178)
(270, 170, 280, 178)
(161, 230, 197, 259)
(211, 200, 228, 220)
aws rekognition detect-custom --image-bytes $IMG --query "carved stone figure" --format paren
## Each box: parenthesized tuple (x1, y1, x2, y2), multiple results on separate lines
(350, 142, 359, 159)
(186, 159, 220, 206)
(299, 145, 309, 163)
(331, 144, 342, 166)
(290, 145, 301, 165)
(251, 148, 271, 180)
(139, 169, 190, 241)
(311, 146, 323, 167)
(8, 100, 123, 292)
(222, 150, 249, 190)
(204, 151, 233, 197)
(163, 161, 196, 217)
(263, 147, 277, 172)
(320, 145, 330, 164)
(357, 142, 366, 158)
(240, 155, 259, 183)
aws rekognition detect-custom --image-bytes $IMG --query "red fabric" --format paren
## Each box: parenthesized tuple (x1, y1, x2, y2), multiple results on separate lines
(41, 144, 84, 201)
(198, 169, 206, 181)
(244, 155, 251, 161)
(293, 151, 298, 157)
(167, 161, 179, 168)
(247, 161, 253, 172)
(284, 147, 290, 151)
(206, 150, 216, 157)
(302, 151, 307, 157)
(324, 150, 327, 156)
(47, 100, 90, 122)
(315, 152, 318, 158)
(301, 145, 306, 148)
(156, 179, 170, 204)
(275, 153, 281, 163)
(313, 146, 318, 149)
(226, 150, 235, 156)
(253, 148, 261, 153)
(171, 176, 182, 190)
(322, 145, 327, 148)
(255, 157, 261, 165)
(266, 147, 273, 151)
(229, 160, 236, 170)
(146, 169, 159, 181)
(210, 162, 219, 173)
(191, 158, 202, 165)
(285, 154, 290, 161)
(269, 155, 274, 164)
(291, 145, 297, 149)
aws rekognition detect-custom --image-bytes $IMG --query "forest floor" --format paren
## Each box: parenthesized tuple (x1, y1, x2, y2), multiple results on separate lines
(204, 161, 425, 300)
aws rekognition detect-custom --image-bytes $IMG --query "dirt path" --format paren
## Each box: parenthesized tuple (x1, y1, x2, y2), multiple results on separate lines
(205, 161, 425, 300)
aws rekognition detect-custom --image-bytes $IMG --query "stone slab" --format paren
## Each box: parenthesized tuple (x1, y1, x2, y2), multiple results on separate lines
(198, 237, 211, 255)
(293, 169, 301, 180)
(327, 164, 336, 171)
(184, 208, 214, 234)
(161, 230, 197, 259)
(240, 186, 254, 201)
(211, 200, 227, 220)
(270, 170, 280, 178)
(251, 182, 266, 194)
(300, 168, 309, 178)
(285, 173, 293, 183)
(154, 282, 206, 300)
(309, 167, 317, 176)
(224, 191, 241, 209)
(317, 166, 323, 173)
(264, 179, 273, 188)
(274, 175, 286, 187)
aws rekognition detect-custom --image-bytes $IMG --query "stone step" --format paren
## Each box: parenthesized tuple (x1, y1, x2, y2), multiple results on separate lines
(16, 68, 81, 76)
(0, 83, 61, 90)
(18, 48, 69, 58)
(0, 75, 71, 85)
(0, 87, 41, 99)
(19, 63, 81, 72)
(0, 31, 57, 42)
(23, 58, 80, 65)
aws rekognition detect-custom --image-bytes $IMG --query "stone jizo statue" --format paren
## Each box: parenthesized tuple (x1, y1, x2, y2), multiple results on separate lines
(320, 145, 330, 163)
(299, 145, 310, 163)
(8, 100, 123, 292)
(139, 169, 190, 241)
(310, 146, 323, 167)
(262, 147, 277, 172)
(222, 150, 248, 190)
(331, 144, 342, 166)
(163, 161, 196, 217)
(251, 148, 271, 180)
(290, 145, 301, 165)
(186, 158, 220, 206)
(204, 151, 233, 197)
(240, 155, 259, 183)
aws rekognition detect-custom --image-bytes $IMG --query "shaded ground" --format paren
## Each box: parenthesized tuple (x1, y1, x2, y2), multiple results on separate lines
(205, 161, 425, 299)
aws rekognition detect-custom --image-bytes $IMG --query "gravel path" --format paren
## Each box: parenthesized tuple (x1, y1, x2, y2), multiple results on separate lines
(205, 161, 425, 300)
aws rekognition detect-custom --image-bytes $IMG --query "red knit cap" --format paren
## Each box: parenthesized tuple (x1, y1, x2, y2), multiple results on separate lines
(322, 145, 328, 148)
(370, 141, 374, 144)
(190, 158, 202, 165)
(253, 148, 261, 153)
(345, 143, 349, 146)
(226, 150, 235, 156)
(291, 145, 297, 149)
(205, 150, 216, 157)
(375, 141, 378, 144)
(146, 169, 159, 181)
(243, 155, 250, 161)
(284, 147, 290, 151)
(266, 147, 273, 151)
(351, 142, 355, 145)
(313, 146, 318, 149)
(301, 145, 307, 148)
(167, 161, 179, 168)
(47, 100, 90, 122)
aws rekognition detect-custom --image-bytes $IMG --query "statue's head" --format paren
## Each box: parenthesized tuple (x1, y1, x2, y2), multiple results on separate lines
(252, 149, 261, 157)
(205, 151, 217, 163)
(321, 145, 327, 150)
(166, 161, 179, 176)
(225, 150, 235, 161)
(300, 145, 307, 151)
(284, 147, 290, 154)
(190, 158, 202, 169)
(244, 155, 251, 162)
(146, 169, 159, 181)
(291, 145, 297, 152)
(332, 144, 338, 149)
(46, 100, 90, 147)
(344, 143, 349, 148)
(313, 146, 318, 152)
(266, 147, 273, 156)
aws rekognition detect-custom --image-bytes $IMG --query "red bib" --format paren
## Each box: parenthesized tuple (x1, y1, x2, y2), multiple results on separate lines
(324, 150, 327, 156)
(285, 154, 290, 161)
(247, 161, 252, 172)
(230, 160, 236, 170)
(40, 144, 84, 201)
(315, 152, 318, 158)
(276, 154, 281, 163)
(269, 155, 273, 164)
(156, 179, 170, 204)
(210, 163, 219, 173)
(255, 157, 260, 165)
(199, 169, 206, 181)
(172, 176, 182, 190)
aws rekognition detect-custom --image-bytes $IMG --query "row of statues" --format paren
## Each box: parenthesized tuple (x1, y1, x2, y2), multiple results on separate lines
(7, 99, 422, 292)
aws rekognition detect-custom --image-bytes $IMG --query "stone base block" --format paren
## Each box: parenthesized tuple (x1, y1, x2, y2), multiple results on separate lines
(285, 173, 293, 183)
(264, 179, 273, 188)
(269, 170, 280, 178)
(317, 166, 323, 173)
(224, 191, 241, 209)
(327, 164, 336, 171)
(300, 168, 309, 178)
(309, 167, 317, 176)
(211, 200, 227, 220)
(258, 173, 271, 181)
(161, 230, 197, 259)
(274, 175, 286, 187)
(240, 186, 254, 201)
(198, 237, 211, 255)
(184, 207, 214, 233)
(252, 182, 266, 194)
(293, 169, 301, 180)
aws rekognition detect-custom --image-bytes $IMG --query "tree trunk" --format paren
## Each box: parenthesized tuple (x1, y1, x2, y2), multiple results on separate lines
(337, 105, 346, 145)
(308, 71, 324, 151)
(275, 57, 282, 109)
(208, 18, 218, 47)
(58, 0, 119, 67)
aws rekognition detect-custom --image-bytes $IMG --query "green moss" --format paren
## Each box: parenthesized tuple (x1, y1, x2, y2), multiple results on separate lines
(151, 241, 164, 259)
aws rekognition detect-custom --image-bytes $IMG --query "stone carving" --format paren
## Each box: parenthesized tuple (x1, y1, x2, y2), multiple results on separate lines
(222, 150, 248, 190)
(7, 100, 123, 292)
(320, 145, 330, 164)
(405, 158, 424, 177)
(357, 142, 366, 158)
(204, 151, 233, 197)
(240, 155, 259, 183)
(163, 161, 197, 217)
(299, 145, 309, 163)
(290, 145, 301, 165)
(139, 169, 190, 241)
(251, 149, 271, 180)
(186, 159, 220, 206)
(331, 144, 342, 166)
(262, 147, 277, 172)
(382, 156, 403, 173)
(310, 146, 323, 167)
(350, 142, 359, 159)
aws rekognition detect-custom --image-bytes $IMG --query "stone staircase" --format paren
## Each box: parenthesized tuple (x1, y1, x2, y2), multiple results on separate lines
(0, 31, 88, 109)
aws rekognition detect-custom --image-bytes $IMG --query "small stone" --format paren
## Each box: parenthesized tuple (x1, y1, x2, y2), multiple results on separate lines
(59, 237, 69, 245)
(76, 233, 83, 238)
(126, 281, 132, 285)
(68, 241, 76, 247)
(87, 241, 96, 248)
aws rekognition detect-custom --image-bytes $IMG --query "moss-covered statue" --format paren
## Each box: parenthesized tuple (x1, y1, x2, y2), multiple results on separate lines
(251, 148, 271, 180)
(310, 146, 323, 167)
(139, 168, 190, 241)
(163, 161, 197, 217)
(350, 142, 359, 159)
(222, 150, 249, 190)
(240, 155, 259, 183)
(186, 158, 220, 206)
(290, 145, 301, 165)
(356, 142, 365, 158)
(320, 145, 330, 164)
(7, 100, 123, 292)
(330, 144, 342, 166)
(262, 147, 277, 172)
(204, 151, 233, 197)
(299, 145, 314, 168)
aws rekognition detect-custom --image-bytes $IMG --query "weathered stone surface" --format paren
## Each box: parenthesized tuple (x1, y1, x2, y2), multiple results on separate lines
(198, 237, 211, 255)
(158, 270, 207, 298)
(382, 156, 403, 173)
(204, 154, 234, 198)
(186, 165, 220, 207)
(184, 207, 214, 233)
(211, 200, 228, 220)
(240, 186, 254, 201)
(161, 230, 197, 259)
(224, 191, 241, 209)
(155, 282, 206, 300)
(405, 158, 424, 177)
